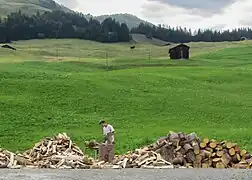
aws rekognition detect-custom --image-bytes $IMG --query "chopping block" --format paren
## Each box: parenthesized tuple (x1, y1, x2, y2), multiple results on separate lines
(99, 143, 114, 163)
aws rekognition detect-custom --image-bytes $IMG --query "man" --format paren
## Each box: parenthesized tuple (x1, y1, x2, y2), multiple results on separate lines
(99, 120, 115, 144)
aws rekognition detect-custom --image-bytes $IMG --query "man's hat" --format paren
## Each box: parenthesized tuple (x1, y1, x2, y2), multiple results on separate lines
(99, 119, 105, 124)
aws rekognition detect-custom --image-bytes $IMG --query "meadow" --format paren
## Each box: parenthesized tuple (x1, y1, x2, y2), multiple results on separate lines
(1, 39, 252, 155)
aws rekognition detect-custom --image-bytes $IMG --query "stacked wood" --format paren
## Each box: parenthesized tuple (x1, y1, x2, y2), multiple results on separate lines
(111, 132, 252, 169)
(20, 133, 94, 169)
(111, 147, 174, 169)
(199, 140, 252, 169)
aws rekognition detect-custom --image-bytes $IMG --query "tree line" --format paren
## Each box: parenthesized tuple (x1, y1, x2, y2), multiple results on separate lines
(0, 10, 131, 43)
(0, 10, 251, 43)
(131, 23, 252, 43)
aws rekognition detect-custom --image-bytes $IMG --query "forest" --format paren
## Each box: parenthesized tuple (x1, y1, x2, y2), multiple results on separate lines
(0, 10, 251, 43)
(0, 10, 131, 43)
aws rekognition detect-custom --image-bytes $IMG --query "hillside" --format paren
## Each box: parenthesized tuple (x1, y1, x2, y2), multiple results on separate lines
(85, 13, 154, 30)
(0, 0, 71, 17)
(1, 39, 252, 154)
(0, 0, 153, 30)
(131, 33, 171, 46)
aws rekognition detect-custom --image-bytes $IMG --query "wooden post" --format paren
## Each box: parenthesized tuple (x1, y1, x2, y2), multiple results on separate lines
(106, 52, 108, 76)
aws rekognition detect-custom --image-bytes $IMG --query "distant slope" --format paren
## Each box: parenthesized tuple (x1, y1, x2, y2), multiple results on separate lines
(85, 13, 154, 30)
(0, 0, 153, 30)
(0, 0, 71, 17)
(131, 33, 171, 46)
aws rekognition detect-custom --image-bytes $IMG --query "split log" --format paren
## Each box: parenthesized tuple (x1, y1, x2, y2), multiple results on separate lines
(172, 157, 184, 166)
(185, 150, 196, 163)
(233, 163, 249, 169)
(180, 132, 198, 146)
(192, 141, 200, 155)
(205, 147, 213, 153)
(240, 150, 247, 157)
(212, 158, 221, 168)
(234, 145, 240, 153)
(201, 150, 212, 159)
(193, 154, 202, 168)
(232, 153, 241, 163)
(221, 153, 231, 167)
(168, 132, 180, 146)
(183, 144, 193, 153)
(151, 140, 168, 151)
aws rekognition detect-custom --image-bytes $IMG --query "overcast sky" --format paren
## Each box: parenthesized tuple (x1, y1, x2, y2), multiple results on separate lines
(55, 0, 252, 31)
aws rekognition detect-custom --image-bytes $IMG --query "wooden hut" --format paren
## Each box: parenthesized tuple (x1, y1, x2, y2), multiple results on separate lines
(169, 44, 190, 59)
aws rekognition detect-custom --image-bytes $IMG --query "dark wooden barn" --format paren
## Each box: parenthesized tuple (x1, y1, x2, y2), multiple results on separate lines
(168, 44, 190, 59)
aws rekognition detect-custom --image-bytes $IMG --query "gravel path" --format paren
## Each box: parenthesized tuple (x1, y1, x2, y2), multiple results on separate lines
(0, 169, 252, 180)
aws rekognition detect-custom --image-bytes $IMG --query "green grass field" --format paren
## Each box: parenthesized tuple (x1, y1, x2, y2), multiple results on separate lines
(1, 39, 252, 155)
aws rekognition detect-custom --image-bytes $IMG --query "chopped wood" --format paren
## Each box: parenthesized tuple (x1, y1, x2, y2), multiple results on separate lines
(216, 162, 226, 168)
(192, 141, 200, 155)
(203, 138, 209, 144)
(215, 145, 223, 151)
(216, 151, 224, 157)
(193, 154, 202, 168)
(229, 148, 236, 156)
(240, 150, 247, 157)
(1, 131, 252, 170)
(201, 163, 210, 168)
(183, 144, 193, 153)
(205, 147, 213, 153)
(209, 141, 217, 149)
(232, 153, 241, 163)
(200, 142, 207, 148)
(234, 145, 240, 153)
(225, 142, 234, 149)
(201, 150, 211, 159)
(172, 157, 184, 166)
(221, 153, 231, 166)
(186, 150, 196, 163)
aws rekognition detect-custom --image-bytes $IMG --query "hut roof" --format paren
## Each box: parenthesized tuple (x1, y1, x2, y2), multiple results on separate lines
(169, 43, 190, 53)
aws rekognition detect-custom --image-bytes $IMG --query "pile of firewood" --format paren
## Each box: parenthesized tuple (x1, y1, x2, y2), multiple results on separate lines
(1, 131, 252, 169)
(0, 149, 30, 169)
(112, 147, 174, 169)
(116, 131, 252, 169)
(199, 138, 252, 169)
(18, 133, 94, 169)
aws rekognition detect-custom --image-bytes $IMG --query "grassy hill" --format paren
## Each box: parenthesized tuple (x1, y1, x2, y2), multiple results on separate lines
(85, 13, 154, 30)
(0, 0, 153, 29)
(0, 0, 71, 17)
(131, 33, 171, 46)
(1, 39, 252, 155)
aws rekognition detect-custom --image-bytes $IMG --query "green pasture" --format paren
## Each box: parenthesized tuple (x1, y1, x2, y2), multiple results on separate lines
(0, 39, 252, 155)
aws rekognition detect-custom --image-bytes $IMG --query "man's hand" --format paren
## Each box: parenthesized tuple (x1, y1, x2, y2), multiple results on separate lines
(104, 135, 108, 142)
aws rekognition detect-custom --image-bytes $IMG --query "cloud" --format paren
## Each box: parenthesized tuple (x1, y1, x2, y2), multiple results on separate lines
(140, 0, 252, 30)
(148, 0, 236, 14)
(55, 0, 252, 31)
